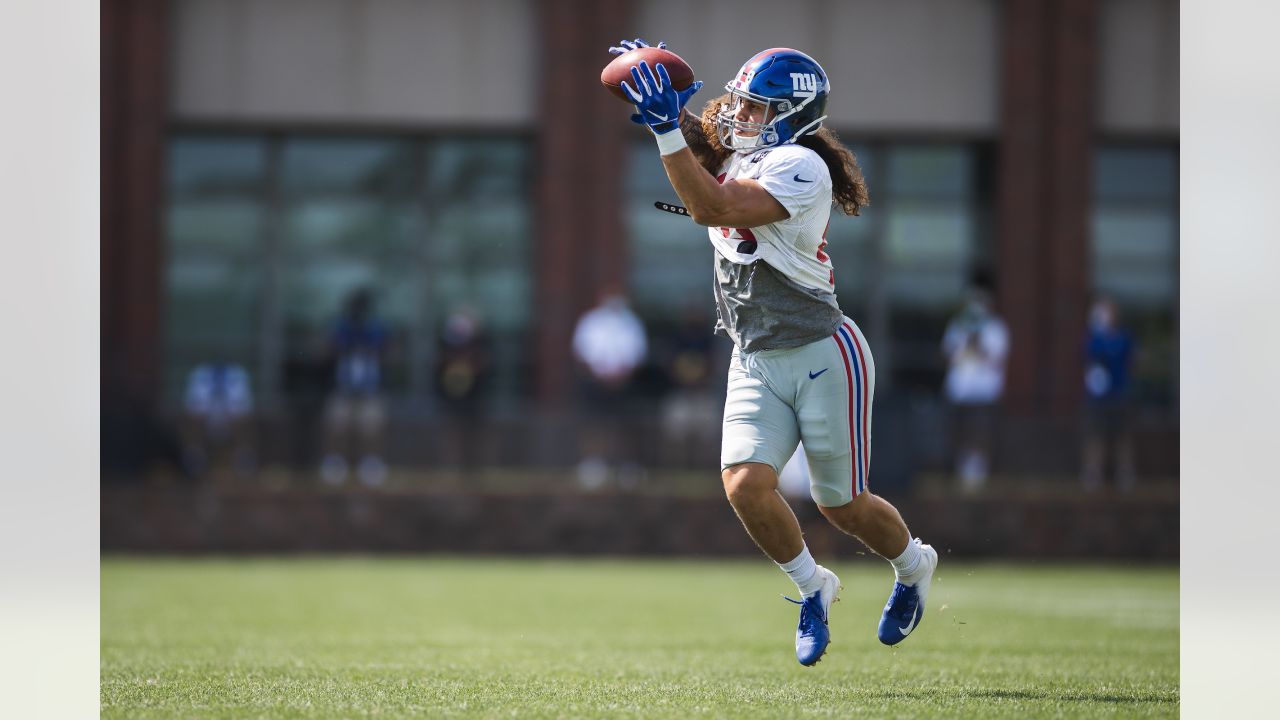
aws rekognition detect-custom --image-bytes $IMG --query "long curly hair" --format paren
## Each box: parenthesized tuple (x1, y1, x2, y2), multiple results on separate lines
(681, 93, 870, 217)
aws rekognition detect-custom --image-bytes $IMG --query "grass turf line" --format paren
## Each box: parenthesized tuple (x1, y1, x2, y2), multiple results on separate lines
(102, 557, 1178, 718)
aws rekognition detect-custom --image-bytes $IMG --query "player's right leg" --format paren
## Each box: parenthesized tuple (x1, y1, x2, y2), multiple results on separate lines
(721, 348, 804, 561)
(721, 462, 803, 562)
(721, 349, 840, 666)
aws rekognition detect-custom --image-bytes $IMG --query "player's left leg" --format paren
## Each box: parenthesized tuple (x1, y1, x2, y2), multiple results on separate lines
(798, 318, 938, 645)
(817, 495, 936, 645)
(818, 491, 908, 558)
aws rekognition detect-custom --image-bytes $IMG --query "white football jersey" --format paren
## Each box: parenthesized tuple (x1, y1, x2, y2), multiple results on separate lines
(707, 144, 835, 292)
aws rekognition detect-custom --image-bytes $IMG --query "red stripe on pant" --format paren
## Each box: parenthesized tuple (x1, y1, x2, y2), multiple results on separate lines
(832, 330, 861, 497)
(843, 321, 871, 491)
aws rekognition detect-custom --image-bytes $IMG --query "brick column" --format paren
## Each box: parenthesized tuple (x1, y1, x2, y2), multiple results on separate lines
(996, 0, 1097, 416)
(101, 0, 168, 415)
(1043, 0, 1098, 414)
(995, 0, 1051, 413)
(534, 0, 633, 406)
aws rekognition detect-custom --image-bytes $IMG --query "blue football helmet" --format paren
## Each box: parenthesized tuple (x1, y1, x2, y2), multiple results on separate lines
(717, 48, 830, 153)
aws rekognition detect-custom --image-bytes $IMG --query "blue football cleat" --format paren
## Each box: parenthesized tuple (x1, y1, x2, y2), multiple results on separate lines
(877, 539, 938, 645)
(785, 566, 841, 666)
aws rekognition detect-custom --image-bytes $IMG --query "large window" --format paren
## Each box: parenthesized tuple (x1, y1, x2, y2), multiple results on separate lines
(880, 143, 989, 391)
(422, 138, 534, 403)
(165, 138, 269, 401)
(1091, 144, 1179, 403)
(164, 133, 534, 411)
(625, 144, 709, 316)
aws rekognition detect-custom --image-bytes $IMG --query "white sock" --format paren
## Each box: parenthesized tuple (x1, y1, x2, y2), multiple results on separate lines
(778, 546, 825, 597)
(889, 538, 925, 585)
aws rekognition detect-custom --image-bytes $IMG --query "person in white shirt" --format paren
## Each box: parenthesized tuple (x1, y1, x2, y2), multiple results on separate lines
(941, 283, 1010, 492)
(572, 290, 648, 488)
(573, 293, 648, 389)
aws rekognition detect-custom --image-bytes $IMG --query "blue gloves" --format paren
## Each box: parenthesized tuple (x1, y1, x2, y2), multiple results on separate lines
(619, 61, 703, 135)
(606, 38, 703, 135)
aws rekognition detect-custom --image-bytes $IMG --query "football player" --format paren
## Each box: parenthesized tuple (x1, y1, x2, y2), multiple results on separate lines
(609, 39, 939, 666)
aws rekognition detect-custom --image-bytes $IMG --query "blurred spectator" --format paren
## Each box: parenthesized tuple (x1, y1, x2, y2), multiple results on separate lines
(320, 288, 389, 487)
(1081, 296, 1137, 493)
(658, 305, 720, 467)
(181, 359, 256, 482)
(941, 282, 1010, 493)
(572, 289, 647, 488)
(435, 306, 493, 469)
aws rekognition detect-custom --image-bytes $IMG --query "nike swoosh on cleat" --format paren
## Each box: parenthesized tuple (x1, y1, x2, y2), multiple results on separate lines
(808, 368, 829, 379)
(898, 622, 914, 636)
(794, 174, 814, 183)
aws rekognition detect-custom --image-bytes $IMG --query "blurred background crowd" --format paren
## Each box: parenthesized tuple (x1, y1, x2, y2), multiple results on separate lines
(101, 0, 1177, 555)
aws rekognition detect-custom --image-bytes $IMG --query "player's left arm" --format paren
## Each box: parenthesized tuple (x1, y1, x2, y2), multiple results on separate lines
(620, 60, 789, 229)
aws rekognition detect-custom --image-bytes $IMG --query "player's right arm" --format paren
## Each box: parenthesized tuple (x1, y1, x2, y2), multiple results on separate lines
(619, 60, 788, 229)
(677, 100, 733, 177)
(659, 148, 788, 228)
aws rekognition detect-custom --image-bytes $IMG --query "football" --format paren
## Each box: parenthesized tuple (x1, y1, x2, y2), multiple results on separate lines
(600, 47, 696, 103)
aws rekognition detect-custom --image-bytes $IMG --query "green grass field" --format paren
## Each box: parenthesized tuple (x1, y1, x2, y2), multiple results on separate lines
(101, 557, 1178, 718)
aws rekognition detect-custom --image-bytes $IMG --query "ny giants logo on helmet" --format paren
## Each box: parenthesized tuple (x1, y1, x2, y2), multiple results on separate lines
(791, 73, 818, 99)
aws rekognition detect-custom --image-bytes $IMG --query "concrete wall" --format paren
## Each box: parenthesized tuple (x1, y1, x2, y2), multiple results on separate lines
(1098, 0, 1179, 133)
(636, 0, 1000, 134)
(168, 0, 1002, 132)
(172, 0, 1178, 135)
(172, 0, 536, 125)
(101, 485, 1179, 560)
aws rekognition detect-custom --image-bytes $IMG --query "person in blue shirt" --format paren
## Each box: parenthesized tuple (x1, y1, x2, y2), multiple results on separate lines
(1081, 296, 1137, 492)
(321, 288, 390, 486)
(181, 359, 255, 481)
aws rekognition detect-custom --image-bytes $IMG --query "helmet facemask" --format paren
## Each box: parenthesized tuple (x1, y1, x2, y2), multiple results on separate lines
(716, 87, 825, 153)
(716, 92, 783, 152)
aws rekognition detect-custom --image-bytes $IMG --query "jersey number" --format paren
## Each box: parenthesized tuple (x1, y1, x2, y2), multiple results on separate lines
(712, 174, 760, 253)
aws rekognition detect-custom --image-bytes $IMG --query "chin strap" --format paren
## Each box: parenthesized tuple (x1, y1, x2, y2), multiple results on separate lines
(784, 115, 828, 143)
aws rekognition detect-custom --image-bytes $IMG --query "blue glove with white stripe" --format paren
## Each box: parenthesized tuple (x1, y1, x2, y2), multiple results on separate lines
(619, 61, 703, 135)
